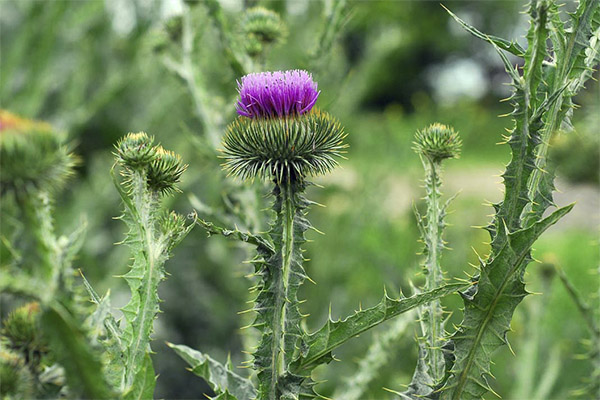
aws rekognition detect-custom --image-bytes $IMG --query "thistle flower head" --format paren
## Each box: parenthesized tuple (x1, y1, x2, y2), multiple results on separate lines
(0, 110, 77, 196)
(413, 123, 462, 162)
(147, 146, 187, 195)
(236, 70, 320, 119)
(115, 132, 157, 168)
(223, 109, 347, 182)
(2, 302, 46, 352)
(242, 7, 286, 44)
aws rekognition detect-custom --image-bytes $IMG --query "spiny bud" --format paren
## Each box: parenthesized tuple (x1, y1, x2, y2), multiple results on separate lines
(0, 110, 77, 196)
(115, 132, 157, 169)
(2, 302, 46, 353)
(224, 70, 346, 182)
(158, 211, 188, 250)
(0, 347, 34, 398)
(241, 7, 287, 56)
(413, 123, 462, 162)
(147, 146, 187, 195)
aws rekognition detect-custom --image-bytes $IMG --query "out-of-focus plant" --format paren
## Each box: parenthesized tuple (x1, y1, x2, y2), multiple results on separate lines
(555, 264, 600, 398)
(168, 70, 465, 400)
(0, 110, 112, 399)
(1, 115, 193, 398)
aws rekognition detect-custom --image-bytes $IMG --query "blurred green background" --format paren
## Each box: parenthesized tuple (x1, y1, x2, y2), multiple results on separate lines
(1, 0, 598, 399)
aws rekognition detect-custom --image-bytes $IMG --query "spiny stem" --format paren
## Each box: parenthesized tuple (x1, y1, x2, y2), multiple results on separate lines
(24, 191, 60, 302)
(423, 158, 446, 384)
(254, 175, 308, 400)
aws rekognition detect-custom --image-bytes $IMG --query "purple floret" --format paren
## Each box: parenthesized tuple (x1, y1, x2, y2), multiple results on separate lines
(236, 70, 320, 118)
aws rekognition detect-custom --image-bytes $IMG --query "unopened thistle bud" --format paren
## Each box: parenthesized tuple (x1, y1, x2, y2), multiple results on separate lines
(147, 146, 187, 195)
(223, 70, 347, 181)
(2, 302, 46, 353)
(0, 347, 34, 398)
(413, 123, 462, 163)
(241, 7, 287, 57)
(115, 132, 157, 168)
(0, 110, 77, 196)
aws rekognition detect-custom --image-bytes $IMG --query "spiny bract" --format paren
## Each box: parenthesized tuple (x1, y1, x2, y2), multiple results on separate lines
(0, 110, 77, 195)
(413, 123, 462, 162)
(222, 109, 347, 181)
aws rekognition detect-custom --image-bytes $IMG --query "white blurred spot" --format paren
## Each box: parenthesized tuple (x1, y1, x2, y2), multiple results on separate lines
(428, 59, 488, 105)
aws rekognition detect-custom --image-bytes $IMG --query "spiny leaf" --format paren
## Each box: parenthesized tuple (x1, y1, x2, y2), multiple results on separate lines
(442, 5, 526, 57)
(193, 214, 274, 253)
(335, 312, 415, 400)
(122, 353, 156, 400)
(167, 343, 256, 400)
(292, 283, 467, 374)
(439, 204, 573, 400)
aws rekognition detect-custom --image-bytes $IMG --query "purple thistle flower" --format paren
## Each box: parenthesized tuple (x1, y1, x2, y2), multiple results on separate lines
(235, 70, 320, 119)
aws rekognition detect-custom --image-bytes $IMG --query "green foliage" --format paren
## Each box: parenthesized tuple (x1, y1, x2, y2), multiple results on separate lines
(434, 1, 600, 399)
(103, 132, 193, 396)
(333, 312, 415, 400)
(41, 302, 113, 399)
(291, 283, 466, 376)
(168, 342, 256, 400)
(555, 265, 600, 398)
(222, 110, 348, 182)
(403, 124, 461, 397)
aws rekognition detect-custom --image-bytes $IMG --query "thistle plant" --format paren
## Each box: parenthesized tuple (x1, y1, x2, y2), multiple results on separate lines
(81, 132, 193, 398)
(170, 70, 465, 400)
(401, 1, 600, 399)
(0, 111, 112, 399)
(403, 124, 461, 397)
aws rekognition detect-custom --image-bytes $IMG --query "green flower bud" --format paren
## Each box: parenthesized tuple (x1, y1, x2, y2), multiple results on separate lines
(222, 109, 347, 182)
(413, 123, 462, 162)
(0, 346, 34, 398)
(2, 302, 46, 353)
(115, 132, 157, 169)
(0, 110, 77, 196)
(241, 7, 287, 55)
(147, 146, 187, 195)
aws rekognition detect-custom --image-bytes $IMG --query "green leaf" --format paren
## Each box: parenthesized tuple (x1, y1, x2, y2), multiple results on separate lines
(334, 312, 415, 400)
(193, 215, 275, 253)
(41, 302, 114, 399)
(292, 283, 467, 374)
(123, 353, 156, 400)
(442, 5, 526, 57)
(439, 204, 573, 400)
(167, 343, 256, 400)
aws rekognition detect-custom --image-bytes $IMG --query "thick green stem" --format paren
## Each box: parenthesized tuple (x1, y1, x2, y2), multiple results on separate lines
(121, 170, 165, 392)
(423, 159, 445, 383)
(255, 176, 308, 400)
(23, 191, 61, 302)
(271, 179, 295, 392)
